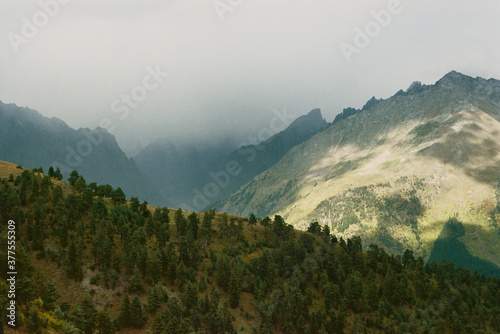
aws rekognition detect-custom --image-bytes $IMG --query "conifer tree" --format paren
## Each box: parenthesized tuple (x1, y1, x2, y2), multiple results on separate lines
(131, 295, 146, 328)
(163, 297, 183, 333)
(147, 283, 167, 312)
(67, 239, 83, 281)
(147, 251, 162, 284)
(176, 261, 188, 289)
(128, 265, 144, 293)
(68, 170, 80, 186)
(96, 311, 116, 334)
(187, 212, 200, 239)
(111, 187, 126, 204)
(175, 208, 187, 236)
(248, 212, 257, 230)
(41, 281, 60, 312)
(157, 222, 170, 247)
(217, 213, 229, 238)
(165, 242, 178, 283)
(130, 197, 140, 213)
(151, 313, 166, 334)
(73, 295, 97, 334)
(182, 281, 199, 310)
(54, 167, 63, 180)
(228, 265, 242, 308)
(117, 295, 132, 328)
(52, 185, 63, 205)
(200, 211, 213, 240)
(261, 216, 271, 236)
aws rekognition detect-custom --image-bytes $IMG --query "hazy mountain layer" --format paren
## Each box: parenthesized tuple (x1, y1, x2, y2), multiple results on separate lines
(218, 71, 500, 264)
(0, 101, 159, 203)
(135, 108, 328, 209)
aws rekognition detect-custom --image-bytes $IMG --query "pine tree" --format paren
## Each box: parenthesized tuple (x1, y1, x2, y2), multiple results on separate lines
(261, 216, 271, 236)
(157, 222, 170, 248)
(248, 213, 257, 230)
(73, 296, 97, 334)
(178, 236, 191, 266)
(176, 261, 188, 289)
(187, 212, 200, 239)
(51, 167, 61, 180)
(163, 297, 183, 333)
(130, 295, 146, 328)
(128, 265, 144, 293)
(96, 311, 116, 334)
(68, 170, 80, 186)
(146, 251, 161, 284)
(165, 242, 178, 283)
(48, 166, 55, 177)
(147, 283, 167, 312)
(41, 281, 60, 312)
(52, 185, 63, 205)
(217, 213, 229, 238)
(40, 175, 52, 198)
(111, 187, 126, 204)
(218, 303, 236, 334)
(200, 212, 213, 240)
(151, 313, 166, 334)
(215, 256, 231, 290)
(175, 208, 187, 236)
(67, 239, 83, 281)
(182, 281, 199, 310)
(129, 197, 140, 213)
(117, 295, 132, 327)
(92, 228, 106, 266)
(74, 177, 86, 197)
(57, 217, 69, 248)
(228, 264, 242, 308)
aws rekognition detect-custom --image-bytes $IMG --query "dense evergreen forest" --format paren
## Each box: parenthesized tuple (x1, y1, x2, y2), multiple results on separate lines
(1, 166, 500, 333)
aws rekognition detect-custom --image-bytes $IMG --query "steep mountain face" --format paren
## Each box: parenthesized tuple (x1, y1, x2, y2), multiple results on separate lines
(218, 71, 500, 264)
(135, 108, 328, 209)
(0, 101, 159, 203)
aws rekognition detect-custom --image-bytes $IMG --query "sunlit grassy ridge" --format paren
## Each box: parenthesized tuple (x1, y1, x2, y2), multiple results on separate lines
(219, 73, 500, 267)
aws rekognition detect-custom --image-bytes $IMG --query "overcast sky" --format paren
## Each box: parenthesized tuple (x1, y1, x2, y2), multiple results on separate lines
(1, 0, 499, 155)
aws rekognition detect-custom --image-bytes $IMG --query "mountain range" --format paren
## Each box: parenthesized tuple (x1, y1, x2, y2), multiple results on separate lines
(1, 71, 499, 272)
(218, 71, 500, 266)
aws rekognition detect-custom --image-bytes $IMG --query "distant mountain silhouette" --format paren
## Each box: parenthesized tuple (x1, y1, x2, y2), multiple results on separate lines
(0, 101, 160, 203)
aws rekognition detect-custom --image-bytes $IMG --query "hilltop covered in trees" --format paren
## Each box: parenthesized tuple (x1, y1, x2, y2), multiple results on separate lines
(1, 165, 500, 333)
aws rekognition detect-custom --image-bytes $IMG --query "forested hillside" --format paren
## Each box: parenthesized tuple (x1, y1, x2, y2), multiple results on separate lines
(1, 161, 500, 333)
